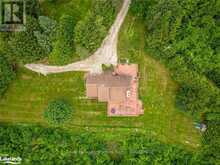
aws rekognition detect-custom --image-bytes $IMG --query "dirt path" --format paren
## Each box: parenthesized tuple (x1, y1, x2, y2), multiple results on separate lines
(25, 0, 131, 75)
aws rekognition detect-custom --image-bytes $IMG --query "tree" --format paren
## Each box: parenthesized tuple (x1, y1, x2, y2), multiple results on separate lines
(34, 31, 52, 55)
(44, 99, 73, 124)
(74, 0, 118, 54)
(33, 16, 57, 55)
(130, 0, 152, 19)
(74, 13, 106, 52)
(7, 16, 46, 63)
(25, 0, 41, 18)
(0, 55, 15, 97)
(38, 16, 57, 39)
(49, 14, 76, 65)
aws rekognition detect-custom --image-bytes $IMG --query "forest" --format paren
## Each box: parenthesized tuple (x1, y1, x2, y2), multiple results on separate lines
(0, 0, 219, 164)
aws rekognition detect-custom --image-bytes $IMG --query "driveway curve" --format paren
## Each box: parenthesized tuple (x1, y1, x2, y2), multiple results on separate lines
(25, 0, 131, 75)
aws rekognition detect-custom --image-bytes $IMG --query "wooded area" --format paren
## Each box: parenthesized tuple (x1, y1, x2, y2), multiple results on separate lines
(0, 124, 203, 164)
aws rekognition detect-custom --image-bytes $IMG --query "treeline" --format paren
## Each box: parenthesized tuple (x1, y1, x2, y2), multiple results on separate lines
(130, 0, 220, 164)
(0, 124, 209, 164)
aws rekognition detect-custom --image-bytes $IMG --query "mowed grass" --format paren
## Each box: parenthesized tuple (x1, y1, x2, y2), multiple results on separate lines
(0, 65, 200, 149)
(0, 14, 200, 149)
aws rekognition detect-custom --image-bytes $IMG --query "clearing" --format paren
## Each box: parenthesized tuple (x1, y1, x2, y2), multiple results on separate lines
(0, 2, 200, 150)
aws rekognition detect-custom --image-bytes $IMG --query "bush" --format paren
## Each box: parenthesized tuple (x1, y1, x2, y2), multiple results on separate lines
(0, 55, 15, 97)
(44, 99, 73, 124)
(102, 64, 114, 71)
(0, 0, 44, 63)
(74, 0, 119, 53)
(49, 14, 76, 65)
(33, 16, 57, 55)
(25, 0, 41, 18)
(130, 0, 151, 19)
(6, 16, 46, 63)
(34, 31, 52, 55)
(74, 14, 106, 52)
(38, 16, 57, 39)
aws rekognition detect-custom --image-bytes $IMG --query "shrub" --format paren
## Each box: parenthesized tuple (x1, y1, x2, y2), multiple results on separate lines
(74, 0, 118, 53)
(0, 55, 15, 97)
(33, 16, 57, 55)
(34, 31, 52, 55)
(49, 14, 76, 65)
(44, 99, 73, 124)
(74, 13, 106, 53)
(102, 64, 114, 71)
(38, 16, 57, 39)
(7, 16, 46, 63)
(26, 0, 41, 18)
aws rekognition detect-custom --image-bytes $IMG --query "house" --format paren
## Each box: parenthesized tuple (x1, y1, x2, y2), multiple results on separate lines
(85, 64, 144, 116)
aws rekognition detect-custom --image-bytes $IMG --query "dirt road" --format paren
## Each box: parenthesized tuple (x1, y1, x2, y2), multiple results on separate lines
(25, 0, 131, 75)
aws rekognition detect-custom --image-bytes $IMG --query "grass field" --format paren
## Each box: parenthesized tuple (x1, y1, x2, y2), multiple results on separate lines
(0, 12, 200, 149)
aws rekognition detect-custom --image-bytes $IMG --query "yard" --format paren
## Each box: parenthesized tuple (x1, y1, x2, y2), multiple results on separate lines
(0, 12, 200, 149)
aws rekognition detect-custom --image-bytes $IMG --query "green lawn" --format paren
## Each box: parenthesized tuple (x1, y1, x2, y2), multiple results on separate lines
(0, 13, 200, 149)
